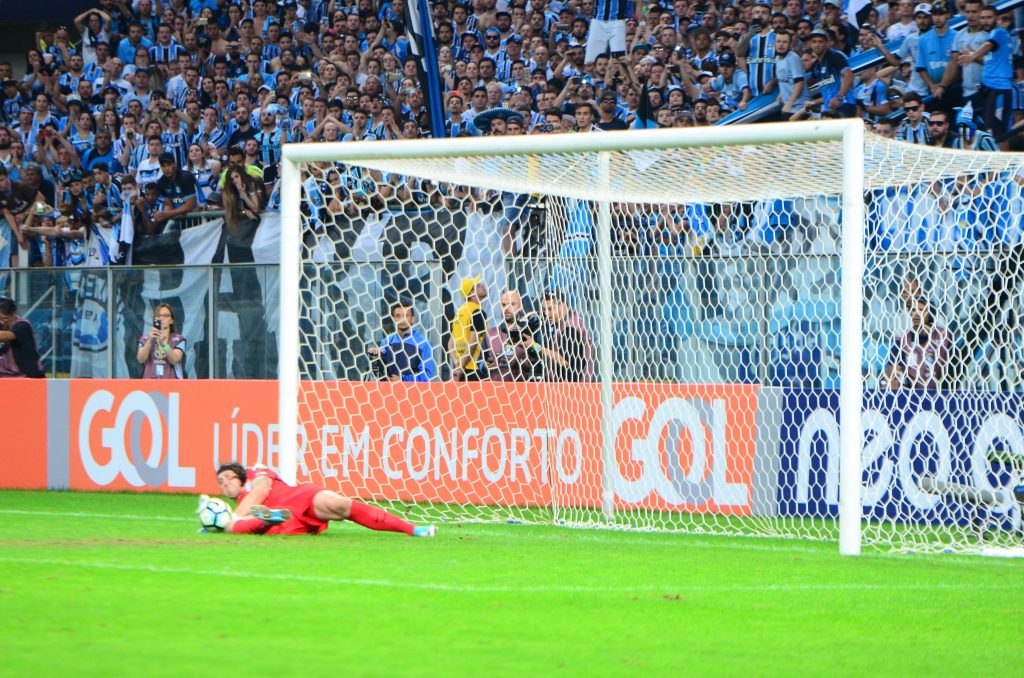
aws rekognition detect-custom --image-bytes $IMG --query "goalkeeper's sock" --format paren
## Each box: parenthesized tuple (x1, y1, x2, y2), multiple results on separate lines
(229, 517, 270, 534)
(347, 500, 415, 535)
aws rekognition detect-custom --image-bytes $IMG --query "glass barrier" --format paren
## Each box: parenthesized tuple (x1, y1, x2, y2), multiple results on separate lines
(2, 250, 1019, 390)
(2, 264, 278, 379)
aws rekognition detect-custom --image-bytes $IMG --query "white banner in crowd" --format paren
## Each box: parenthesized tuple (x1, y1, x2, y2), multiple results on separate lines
(70, 213, 282, 379)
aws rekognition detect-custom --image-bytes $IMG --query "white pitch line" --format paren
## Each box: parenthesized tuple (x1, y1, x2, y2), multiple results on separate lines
(0, 557, 1017, 595)
(0, 509, 191, 522)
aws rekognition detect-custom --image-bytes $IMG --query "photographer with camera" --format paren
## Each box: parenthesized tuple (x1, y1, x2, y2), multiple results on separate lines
(539, 289, 594, 382)
(486, 290, 543, 382)
(0, 296, 44, 378)
(136, 302, 186, 379)
(368, 302, 436, 383)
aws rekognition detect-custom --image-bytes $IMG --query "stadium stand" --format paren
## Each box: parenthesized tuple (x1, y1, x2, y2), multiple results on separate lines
(2, 0, 1024, 383)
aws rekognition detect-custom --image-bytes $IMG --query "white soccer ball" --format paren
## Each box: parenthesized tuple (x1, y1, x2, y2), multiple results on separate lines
(197, 496, 234, 531)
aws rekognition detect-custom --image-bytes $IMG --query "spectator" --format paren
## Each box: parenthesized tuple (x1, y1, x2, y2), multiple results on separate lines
(226, 104, 258, 148)
(20, 204, 59, 267)
(711, 52, 751, 111)
(136, 302, 186, 379)
(368, 302, 437, 382)
(486, 290, 543, 382)
(73, 9, 112, 66)
(220, 163, 265, 262)
(736, 0, 776, 101)
(216, 147, 264, 196)
(134, 134, 164, 187)
(117, 22, 152, 66)
(874, 118, 898, 139)
(886, 0, 922, 41)
(539, 289, 594, 382)
(959, 5, 1014, 148)
(926, 107, 956, 147)
(952, 102, 998, 150)
(596, 90, 629, 130)
(898, 92, 931, 143)
(81, 130, 121, 173)
(884, 296, 949, 389)
(184, 142, 219, 204)
(585, 0, 629, 68)
(806, 29, 855, 117)
(0, 165, 45, 266)
(915, 2, 957, 104)
(0, 296, 44, 378)
(773, 30, 808, 119)
(153, 151, 198, 225)
(18, 163, 54, 207)
(89, 162, 123, 225)
(947, 0, 988, 114)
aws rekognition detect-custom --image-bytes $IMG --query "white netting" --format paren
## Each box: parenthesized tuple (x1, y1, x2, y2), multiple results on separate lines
(287, 129, 1024, 553)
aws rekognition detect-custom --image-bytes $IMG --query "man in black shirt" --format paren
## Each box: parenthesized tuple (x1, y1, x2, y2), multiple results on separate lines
(227, 105, 258, 148)
(539, 289, 594, 382)
(596, 90, 629, 130)
(0, 296, 44, 378)
(153, 151, 198, 223)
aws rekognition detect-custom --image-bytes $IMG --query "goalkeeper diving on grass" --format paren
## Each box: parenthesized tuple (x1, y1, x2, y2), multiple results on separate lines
(198, 463, 437, 537)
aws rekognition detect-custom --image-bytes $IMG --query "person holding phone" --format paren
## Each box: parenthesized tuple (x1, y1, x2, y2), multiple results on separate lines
(136, 302, 186, 379)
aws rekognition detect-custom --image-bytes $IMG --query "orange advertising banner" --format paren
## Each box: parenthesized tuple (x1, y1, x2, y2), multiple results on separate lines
(0, 379, 48, 489)
(27, 379, 759, 515)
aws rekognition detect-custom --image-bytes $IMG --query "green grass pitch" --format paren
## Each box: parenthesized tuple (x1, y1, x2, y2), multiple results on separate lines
(1, 490, 1021, 676)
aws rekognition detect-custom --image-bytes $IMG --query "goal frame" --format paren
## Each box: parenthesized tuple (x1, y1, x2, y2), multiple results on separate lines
(279, 120, 867, 555)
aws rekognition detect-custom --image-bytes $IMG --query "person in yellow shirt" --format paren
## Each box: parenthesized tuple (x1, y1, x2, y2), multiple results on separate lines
(450, 274, 494, 381)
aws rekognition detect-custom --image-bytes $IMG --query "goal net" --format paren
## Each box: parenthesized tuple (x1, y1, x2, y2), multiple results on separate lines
(279, 122, 1024, 554)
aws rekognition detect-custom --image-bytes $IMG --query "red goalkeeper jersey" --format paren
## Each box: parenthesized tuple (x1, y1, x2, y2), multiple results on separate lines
(236, 467, 329, 535)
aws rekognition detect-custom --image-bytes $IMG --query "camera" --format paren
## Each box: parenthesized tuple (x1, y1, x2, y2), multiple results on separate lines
(538, 122, 555, 133)
(505, 312, 541, 344)
(370, 344, 421, 380)
(153, 318, 161, 330)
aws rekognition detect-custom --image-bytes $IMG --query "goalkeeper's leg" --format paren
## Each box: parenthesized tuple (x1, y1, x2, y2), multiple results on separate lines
(312, 491, 435, 537)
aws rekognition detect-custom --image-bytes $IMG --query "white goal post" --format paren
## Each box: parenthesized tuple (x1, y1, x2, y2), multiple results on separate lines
(278, 121, 1024, 555)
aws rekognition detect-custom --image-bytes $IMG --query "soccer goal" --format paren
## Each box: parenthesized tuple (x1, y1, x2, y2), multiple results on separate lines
(279, 122, 1024, 555)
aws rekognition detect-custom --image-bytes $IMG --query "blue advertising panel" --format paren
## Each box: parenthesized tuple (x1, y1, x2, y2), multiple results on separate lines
(775, 389, 1024, 527)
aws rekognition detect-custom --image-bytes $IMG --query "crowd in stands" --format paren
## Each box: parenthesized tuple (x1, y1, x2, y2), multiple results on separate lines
(0, 0, 1018, 269)
(0, 0, 1021, 385)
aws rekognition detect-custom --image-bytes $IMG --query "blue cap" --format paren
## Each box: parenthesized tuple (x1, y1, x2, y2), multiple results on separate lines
(956, 102, 977, 129)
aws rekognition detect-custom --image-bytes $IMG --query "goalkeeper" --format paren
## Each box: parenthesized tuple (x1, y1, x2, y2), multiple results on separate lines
(209, 463, 436, 537)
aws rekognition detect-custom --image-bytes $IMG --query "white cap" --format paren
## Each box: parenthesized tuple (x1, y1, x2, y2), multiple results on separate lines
(914, 3, 932, 15)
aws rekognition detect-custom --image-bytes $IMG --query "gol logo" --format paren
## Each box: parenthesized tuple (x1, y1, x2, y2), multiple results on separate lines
(78, 390, 196, 488)
(611, 397, 749, 507)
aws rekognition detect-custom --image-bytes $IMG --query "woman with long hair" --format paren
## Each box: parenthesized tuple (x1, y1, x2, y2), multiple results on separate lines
(67, 111, 96, 156)
(21, 49, 45, 95)
(220, 163, 265, 261)
(184, 143, 220, 205)
(219, 165, 271, 376)
(99, 108, 121, 138)
(137, 302, 186, 379)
